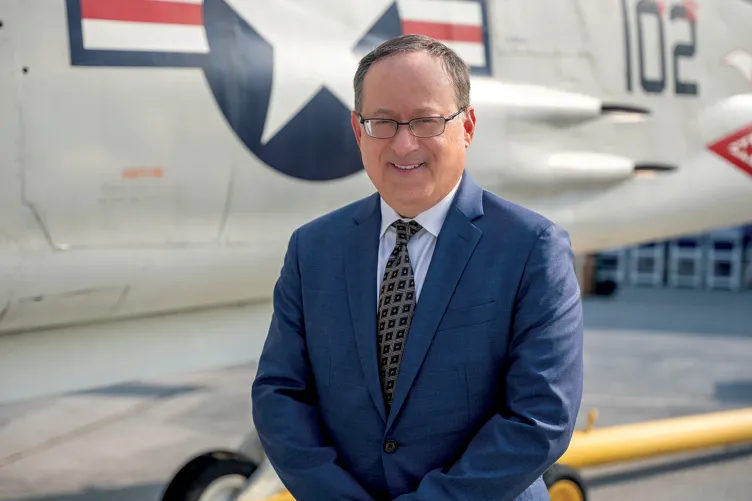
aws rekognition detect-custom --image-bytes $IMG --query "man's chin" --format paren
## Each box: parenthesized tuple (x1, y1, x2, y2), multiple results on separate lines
(386, 190, 439, 218)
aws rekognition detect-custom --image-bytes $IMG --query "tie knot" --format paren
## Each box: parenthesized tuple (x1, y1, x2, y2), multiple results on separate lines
(392, 220, 423, 245)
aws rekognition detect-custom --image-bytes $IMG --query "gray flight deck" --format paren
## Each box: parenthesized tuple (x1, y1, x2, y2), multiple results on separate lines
(1, 286, 751, 501)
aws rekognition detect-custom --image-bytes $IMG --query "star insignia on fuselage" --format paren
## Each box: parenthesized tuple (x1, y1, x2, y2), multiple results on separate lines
(226, 0, 394, 145)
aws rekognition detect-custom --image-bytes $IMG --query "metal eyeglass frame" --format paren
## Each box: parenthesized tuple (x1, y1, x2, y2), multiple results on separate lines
(357, 108, 465, 139)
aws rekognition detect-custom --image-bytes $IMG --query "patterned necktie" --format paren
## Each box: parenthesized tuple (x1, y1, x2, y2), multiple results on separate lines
(378, 219, 423, 410)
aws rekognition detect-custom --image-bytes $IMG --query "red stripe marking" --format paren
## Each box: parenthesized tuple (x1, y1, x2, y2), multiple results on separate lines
(401, 21, 483, 43)
(81, 0, 203, 26)
(656, 0, 666, 16)
(683, 0, 698, 22)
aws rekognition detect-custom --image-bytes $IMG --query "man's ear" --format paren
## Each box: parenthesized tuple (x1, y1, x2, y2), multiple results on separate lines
(351, 110, 363, 147)
(463, 105, 477, 148)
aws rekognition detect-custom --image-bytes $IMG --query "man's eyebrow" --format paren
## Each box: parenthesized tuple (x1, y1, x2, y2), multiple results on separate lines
(412, 107, 442, 116)
(365, 107, 442, 117)
(367, 108, 394, 116)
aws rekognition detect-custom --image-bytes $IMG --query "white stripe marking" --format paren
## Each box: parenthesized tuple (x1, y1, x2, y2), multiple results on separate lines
(443, 40, 485, 66)
(397, 0, 482, 26)
(81, 19, 209, 53)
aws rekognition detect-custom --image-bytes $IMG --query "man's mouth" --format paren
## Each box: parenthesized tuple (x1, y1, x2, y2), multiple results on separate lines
(390, 162, 425, 171)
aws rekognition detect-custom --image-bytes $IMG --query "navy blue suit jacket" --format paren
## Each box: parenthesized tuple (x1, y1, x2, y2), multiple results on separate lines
(251, 173, 584, 500)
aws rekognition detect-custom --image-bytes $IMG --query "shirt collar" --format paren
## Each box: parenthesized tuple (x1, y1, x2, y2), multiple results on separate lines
(379, 174, 462, 239)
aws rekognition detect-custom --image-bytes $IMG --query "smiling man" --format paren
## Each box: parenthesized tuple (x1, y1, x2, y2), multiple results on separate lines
(251, 34, 584, 501)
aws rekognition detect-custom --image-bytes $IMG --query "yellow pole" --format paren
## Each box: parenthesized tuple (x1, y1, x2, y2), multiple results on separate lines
(559, 407, 752, 469)
(259, 408, 752, 500)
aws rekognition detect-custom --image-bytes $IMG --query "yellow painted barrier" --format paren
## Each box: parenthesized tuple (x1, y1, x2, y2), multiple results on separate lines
(559, 407, 752, 469)
(259, 407, 752, 501)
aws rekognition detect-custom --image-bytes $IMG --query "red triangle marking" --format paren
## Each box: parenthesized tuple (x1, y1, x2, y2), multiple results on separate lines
(707, 124, 752, 177)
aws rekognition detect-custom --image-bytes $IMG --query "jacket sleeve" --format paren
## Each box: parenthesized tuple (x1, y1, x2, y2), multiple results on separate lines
(394, 223, 584, 501)
(251, 229, 376, 501)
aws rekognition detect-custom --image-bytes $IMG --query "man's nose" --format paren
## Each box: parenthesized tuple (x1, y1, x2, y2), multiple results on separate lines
(390, 124, 420, 156)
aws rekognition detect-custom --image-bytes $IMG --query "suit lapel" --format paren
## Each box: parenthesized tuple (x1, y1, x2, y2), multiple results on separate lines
(344, 194, 387, 423)
(386, 173, 484, 430)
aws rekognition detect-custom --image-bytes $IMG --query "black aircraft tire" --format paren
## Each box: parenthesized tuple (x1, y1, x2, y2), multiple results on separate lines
(161, 450, 258, 501)
(544, 463, 588, 501)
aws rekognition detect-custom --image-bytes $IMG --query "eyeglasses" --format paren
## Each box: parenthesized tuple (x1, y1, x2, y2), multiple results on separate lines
(358, 108, 465, 139)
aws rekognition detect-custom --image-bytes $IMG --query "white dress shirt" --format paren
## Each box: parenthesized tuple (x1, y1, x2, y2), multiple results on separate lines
(377, 175, 462, 306)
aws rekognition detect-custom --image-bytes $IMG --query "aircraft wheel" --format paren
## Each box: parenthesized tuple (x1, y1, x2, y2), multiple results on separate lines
(544, 464, 587, 501)
(161, 450, 258, 501)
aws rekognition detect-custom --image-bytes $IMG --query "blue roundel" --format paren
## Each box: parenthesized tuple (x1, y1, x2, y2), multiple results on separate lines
(201, 0, 403, 181)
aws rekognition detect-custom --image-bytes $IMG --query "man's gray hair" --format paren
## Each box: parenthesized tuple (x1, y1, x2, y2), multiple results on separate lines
(353, 34, 471, 114)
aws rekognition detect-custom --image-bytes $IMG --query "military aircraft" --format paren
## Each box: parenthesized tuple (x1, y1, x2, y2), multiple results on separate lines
(0, 0, 751, 468)
(0, 0, 750, 499)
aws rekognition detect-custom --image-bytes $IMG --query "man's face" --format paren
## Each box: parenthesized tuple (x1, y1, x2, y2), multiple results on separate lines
(351, 51, 476, 218)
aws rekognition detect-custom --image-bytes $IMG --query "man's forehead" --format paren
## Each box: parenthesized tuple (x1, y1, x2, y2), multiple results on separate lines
(368, 51, 451, 81)
(359, 51, 456, 115)
(360, 77, 456, 115)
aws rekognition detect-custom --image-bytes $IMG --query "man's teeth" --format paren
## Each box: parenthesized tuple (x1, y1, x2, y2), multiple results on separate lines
(394, 163, 422, 170)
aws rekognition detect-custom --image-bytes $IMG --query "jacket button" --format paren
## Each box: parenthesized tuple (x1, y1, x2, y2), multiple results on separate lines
(384, 440, 398, 453)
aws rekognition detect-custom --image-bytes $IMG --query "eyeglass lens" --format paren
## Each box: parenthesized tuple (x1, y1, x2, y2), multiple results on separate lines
(366, 117, 445, 138)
